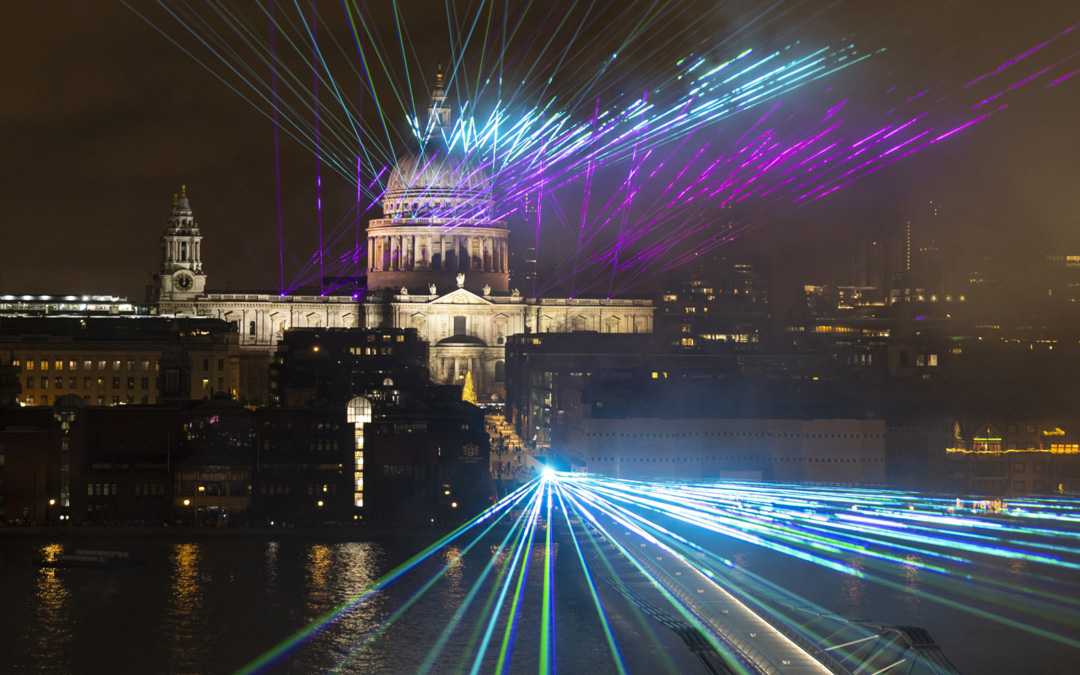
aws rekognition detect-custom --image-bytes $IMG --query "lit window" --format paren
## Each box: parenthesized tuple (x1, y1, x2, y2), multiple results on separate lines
(113, 361, 121, 370)
(84, 360, 93, 370)
(55, 360, 63, 371)
(68, 360, 77, 370)
(40, 360, 49, 371)
(26, 360, 34, 371)
(928, 354, 938, 367)
(98, 360, 107, 371)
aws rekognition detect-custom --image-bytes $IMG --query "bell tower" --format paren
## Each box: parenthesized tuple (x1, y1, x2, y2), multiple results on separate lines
(154, 185, 207, 301)
(427, 64, 451, 135)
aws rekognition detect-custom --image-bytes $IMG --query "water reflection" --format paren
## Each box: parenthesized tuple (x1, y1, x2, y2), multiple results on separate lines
(841, 558, 865, 608)
(901, 553, 923, 613)
(265, 541, 279, 593)
(443, 546, 465, 594)
(169, 543, 204, 669)
(34, 543, 71, 672)
(308, 544, 332, 591)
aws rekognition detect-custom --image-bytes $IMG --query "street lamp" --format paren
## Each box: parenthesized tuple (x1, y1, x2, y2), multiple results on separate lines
(48, 498, 57, 506)
(317, 500, 325, 508)
(182, 498, 191, 507)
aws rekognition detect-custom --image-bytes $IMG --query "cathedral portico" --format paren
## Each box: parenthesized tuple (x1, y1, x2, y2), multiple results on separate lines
(366, 224, 510, 294)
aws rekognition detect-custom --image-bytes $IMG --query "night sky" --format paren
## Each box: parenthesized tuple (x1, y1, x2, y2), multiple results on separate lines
(2, 1, 1077, 298)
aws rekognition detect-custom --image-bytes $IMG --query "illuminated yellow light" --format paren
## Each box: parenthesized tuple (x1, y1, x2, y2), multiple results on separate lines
(197, 485, 206, 493)
(946, 445, 1079, 455)
(317, 500, 325, 508)
(48, 498, 56, 506)
(450, 501, 459, 509)
(312, 345, 321, 353)
(182, 498, 191, 506)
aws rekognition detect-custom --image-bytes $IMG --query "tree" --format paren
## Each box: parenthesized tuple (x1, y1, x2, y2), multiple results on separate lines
(461, 370, 478, 404)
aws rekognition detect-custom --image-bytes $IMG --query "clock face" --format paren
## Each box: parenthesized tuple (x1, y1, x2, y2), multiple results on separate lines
(175, 273, 193, 290)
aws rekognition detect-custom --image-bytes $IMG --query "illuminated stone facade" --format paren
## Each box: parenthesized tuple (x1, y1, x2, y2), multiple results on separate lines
(153, 72, 654, 402)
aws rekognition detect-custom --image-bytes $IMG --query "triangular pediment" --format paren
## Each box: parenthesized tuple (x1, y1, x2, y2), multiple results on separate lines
(428, 288, 493, 305)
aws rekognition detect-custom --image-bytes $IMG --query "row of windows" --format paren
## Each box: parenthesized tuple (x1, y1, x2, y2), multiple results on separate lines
(134, 483, 168, 497)
(88, 483, 119, 496)
(585, 431, 884, 439)
(26, 376, 151, 390)
(23, 395, 148, 406)
(16, 359, 157, 372)
(349, 347, 397, 356)
(259, 484, 293, 496)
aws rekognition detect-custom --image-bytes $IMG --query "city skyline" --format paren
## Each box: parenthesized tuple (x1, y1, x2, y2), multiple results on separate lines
(3, 4, 1080, 674)
(1, 2, 1078, 299)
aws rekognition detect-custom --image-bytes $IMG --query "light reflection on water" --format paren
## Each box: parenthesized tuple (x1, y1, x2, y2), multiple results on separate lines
(0, 536, 1072, 674)
(169, 543, 204, 671)
(34, 544, 71, 673)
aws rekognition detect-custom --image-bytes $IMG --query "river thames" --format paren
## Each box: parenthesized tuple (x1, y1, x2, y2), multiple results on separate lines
(1, 530, 1074, 674)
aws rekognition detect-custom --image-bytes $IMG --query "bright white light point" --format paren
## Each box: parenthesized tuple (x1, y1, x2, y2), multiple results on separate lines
(542, 466, 556, 481)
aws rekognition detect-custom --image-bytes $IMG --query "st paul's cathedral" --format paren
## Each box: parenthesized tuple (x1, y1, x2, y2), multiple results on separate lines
(153, 71, 653, 402)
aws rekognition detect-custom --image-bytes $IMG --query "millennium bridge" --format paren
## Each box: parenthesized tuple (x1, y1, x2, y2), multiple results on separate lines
(239, 471, 1080, 674)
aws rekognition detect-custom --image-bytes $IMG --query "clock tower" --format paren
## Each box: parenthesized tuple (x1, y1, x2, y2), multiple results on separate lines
(154, 185, 207, 302)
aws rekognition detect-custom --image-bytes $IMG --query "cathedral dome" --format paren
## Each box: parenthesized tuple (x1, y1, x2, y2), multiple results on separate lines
(386, 150, 492, 196)
(382, 148, 494, 220)
(365, 67, 509, 295)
